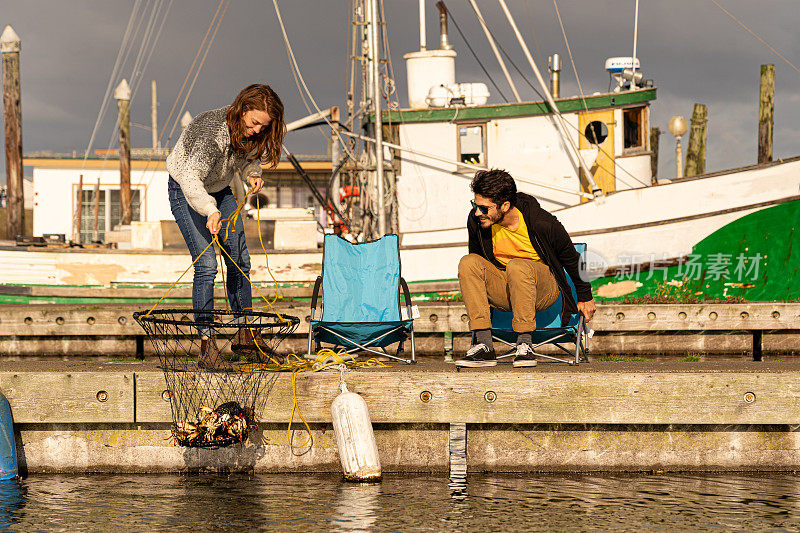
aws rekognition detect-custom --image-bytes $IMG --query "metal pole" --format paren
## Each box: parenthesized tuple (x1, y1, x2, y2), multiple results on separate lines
(285, 107, 337, 132)
(418, 0, 426, 51)
(496, 0, 601, 195)
(114, 79, 132, 225)
(2, 25, 24, 238)
(151, 80, 158, 151)
(632, 0, 639, 87)
(549, 54, 561, 99)
(368, 0, 386, 235)
(330, 106, 343, 215)
(467, 0, 521, 102)
(675, 136, 683, 179)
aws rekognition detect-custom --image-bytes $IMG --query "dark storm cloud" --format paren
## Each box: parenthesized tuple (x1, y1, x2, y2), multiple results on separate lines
(2, 0, 799, 182)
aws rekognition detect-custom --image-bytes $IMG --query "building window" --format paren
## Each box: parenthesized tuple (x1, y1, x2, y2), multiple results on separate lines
(457, 123, 487, 167)
(623, 106, 648, 151)
(76, 188, 140, 244)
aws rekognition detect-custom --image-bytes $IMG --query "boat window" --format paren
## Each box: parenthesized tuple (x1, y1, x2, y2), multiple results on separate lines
(623, 106, 648, 150)
(584, 121, 608, 145)
(457, 123, 486, 167)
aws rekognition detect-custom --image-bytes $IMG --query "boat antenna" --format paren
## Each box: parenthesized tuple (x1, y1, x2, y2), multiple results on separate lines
(632, 0, 639, 88)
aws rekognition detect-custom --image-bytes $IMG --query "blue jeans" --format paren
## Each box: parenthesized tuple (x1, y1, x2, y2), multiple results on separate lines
(168, 176, 252, 334)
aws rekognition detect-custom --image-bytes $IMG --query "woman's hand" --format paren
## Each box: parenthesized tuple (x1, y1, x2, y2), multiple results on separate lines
(247, 175, 264, 194)
(206, 211, 222, 235)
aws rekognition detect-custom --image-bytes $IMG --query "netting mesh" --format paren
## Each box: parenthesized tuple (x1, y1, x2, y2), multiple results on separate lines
(134, 309, 299, 448)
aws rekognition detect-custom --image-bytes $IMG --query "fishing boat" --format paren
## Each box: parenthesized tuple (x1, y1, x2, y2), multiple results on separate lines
(3, 1, 799, 303)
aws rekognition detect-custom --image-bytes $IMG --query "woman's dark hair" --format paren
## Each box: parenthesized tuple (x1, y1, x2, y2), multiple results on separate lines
(226, 84, 286, 167)
(470, 168, 517, 207)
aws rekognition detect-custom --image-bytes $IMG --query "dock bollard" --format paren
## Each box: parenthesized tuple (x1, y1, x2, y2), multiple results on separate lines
(331, 380, 381, 482)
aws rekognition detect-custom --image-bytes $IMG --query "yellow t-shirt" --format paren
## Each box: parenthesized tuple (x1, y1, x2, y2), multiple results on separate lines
(491, 210, 541, 266)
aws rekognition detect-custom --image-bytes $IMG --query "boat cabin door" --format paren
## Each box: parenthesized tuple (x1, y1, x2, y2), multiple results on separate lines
(578, 110, 615, 200)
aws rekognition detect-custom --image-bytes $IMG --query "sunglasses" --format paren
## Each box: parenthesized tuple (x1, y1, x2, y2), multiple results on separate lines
(470, 200, 492, 215)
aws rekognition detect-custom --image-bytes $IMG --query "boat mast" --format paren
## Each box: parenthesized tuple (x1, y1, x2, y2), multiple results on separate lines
(367, 0, 386, 236)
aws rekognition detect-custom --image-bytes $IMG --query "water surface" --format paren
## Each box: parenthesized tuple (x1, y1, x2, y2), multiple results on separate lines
(2, 473, 799, 531)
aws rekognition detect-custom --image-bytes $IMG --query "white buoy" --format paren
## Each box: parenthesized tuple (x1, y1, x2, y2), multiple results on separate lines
(331, 380, 381, 481)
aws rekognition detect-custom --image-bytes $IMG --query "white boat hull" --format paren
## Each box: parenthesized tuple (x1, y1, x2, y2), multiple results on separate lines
(2, 159, 798, 285)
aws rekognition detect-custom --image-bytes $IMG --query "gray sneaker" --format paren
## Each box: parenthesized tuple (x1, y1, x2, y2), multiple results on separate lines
(455, 343, 497, 367)
(512, 343, 538, 367)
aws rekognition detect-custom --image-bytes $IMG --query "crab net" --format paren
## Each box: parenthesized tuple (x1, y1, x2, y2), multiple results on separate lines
(134, 309, 300, 448)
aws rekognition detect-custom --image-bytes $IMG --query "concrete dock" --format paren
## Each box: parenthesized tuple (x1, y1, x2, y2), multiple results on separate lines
(4, 357, 800, 474)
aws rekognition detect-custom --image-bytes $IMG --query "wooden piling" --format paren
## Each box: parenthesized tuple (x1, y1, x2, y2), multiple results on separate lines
(684, 103, 707, 177)
(92, 178, 100, 243)
(73, 174, 83, 244)
(758, 64, 774, 165)
(1, 26, 24, 239)
(115, 80, 132, 226)
(649, 127, 660, 183)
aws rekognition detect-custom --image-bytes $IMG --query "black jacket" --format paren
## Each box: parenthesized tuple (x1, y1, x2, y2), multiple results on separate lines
(467, 192, 593, 326)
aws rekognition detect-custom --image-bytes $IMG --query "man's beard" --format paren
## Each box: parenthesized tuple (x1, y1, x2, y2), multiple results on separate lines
(480, 208, 506, 226)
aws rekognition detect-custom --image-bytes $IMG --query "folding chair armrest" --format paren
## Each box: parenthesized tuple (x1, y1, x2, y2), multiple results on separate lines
(310, 275, 323, 320)
(399, 277, 413, 316)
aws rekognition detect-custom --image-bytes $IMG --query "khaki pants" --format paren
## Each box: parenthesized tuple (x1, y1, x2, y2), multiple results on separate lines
(458, 254, 560, 332)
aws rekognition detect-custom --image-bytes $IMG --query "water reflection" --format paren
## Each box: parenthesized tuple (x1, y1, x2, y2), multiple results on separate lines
(6, 473, 800, 531)
(331, 482, 380, 531)
(0, 479, 26, 529)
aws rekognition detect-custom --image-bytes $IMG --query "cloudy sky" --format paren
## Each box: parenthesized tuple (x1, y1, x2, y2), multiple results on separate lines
(1, 0, 798, 183)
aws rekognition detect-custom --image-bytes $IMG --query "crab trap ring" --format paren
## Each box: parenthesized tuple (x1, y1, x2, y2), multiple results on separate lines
(134, 309, 299, 448)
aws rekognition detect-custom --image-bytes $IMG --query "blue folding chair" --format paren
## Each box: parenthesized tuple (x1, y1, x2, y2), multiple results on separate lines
(474, 243, 590, 365)
(307, 234, 415, 363)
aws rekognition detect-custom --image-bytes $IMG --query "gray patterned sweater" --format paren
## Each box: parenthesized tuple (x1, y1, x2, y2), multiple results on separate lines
(166, 106, 262, 217)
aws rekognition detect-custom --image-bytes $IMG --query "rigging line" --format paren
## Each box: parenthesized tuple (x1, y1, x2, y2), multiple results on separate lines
(378, 0, 400, 110)
(160, 0, 226, 147)
(470, 21, 648, 188)
(116, 0, 154, 86)
(167, 0, 231, 144)
(339, 130, 593, 199)
(522, 0, 544, 69)
(130, 0, 171, 97)
(271, 0, 358, 162)
(709, 0, 800, 76)
(552, 0, 588, 111)
(128, 0, 161, 93)
(443, 3, 510, 103)
(80, 0, 143, 169)
(94, 0, 170, 177)
(118, 0, 223, 214)
(89, 0, 162, 181)
(133, 0, 174, 98)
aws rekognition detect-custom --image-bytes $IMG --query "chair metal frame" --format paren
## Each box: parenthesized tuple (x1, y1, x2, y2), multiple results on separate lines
(471, 243, 590, 366)
(484, 312, 589, 365)
(307, 235, 416, 364)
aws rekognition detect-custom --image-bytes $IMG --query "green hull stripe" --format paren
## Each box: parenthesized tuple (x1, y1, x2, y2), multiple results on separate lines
(366, 88, 657, 124)
(591, 200, 800, 302)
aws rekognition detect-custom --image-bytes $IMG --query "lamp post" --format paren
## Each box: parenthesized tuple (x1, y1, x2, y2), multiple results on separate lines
(668, 115, 688, 179)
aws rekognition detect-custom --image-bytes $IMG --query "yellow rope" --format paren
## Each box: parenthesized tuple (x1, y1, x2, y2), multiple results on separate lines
(145, 187, 286, 320)
(237, 348, 388, 449)
(146, 187, 386, 451)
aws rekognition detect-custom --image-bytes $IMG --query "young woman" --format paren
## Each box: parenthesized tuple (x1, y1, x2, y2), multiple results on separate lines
(166, 84, 286, 369)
